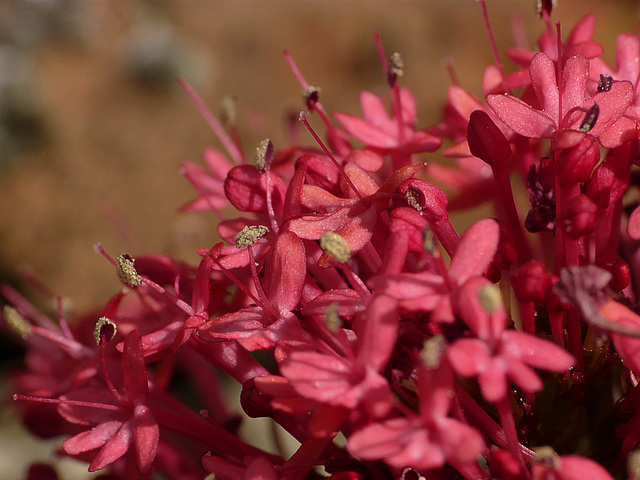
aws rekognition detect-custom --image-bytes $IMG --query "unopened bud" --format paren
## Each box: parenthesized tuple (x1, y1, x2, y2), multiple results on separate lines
(478, 284, 502, 314)
(235, 225, 269, 249)
(556, 194, 597, 239)
(255, 139, 273, 172)
(116, 254, 141, 287)
(93, 316, 117, 345)
(3, 305, 32, 339)
(421, 334, 447, 369)
(320, 231, 351, 263)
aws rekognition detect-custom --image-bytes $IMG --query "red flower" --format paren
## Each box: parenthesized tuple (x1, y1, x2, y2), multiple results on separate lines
(60, 330, 159, 474)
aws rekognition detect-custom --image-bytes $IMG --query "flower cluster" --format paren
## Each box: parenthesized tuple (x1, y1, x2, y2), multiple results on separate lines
(7, 2, 640, 479)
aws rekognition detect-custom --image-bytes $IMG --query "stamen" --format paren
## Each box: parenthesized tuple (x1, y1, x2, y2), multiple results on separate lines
(235, 225, 269, 249)
(3, 305, 32, 339)
(405, 188, 423, 211)
(320, 232, 351, 263)
(117, 254, 141, 287)
(536, 0, 556, 17)
(94, 316, 117, 345)
(579, 104, 600, 132)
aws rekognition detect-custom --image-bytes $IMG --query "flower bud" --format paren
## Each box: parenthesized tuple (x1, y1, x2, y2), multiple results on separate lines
(512, 260, 551, 304)
(553, 131, 600, 187)
(596, 255, 631, 292)
(467, 110, 512, 170)
(556, 194, 597, 239)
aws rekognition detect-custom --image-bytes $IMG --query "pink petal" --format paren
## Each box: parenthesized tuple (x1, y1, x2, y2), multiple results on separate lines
(502, 330, 575, 372)
(287, 208, 349, 240)
(301, 289, 365, 317)
(584, 81, 634, 138)
(89, 419, 133, 472)
(561, 55, 589, 122)
(347, 417, 417, 461)
(506, 359, 544, 394)
(133, 405, 159, 474)
(122, 330, 149, 407)
(437, 417, 486, 466)
(628, 205, 640, 240)
(478, 358, 509, 402)
(262, 232, 306, 314)
(280, 351, 357, 405)
(355, 295, 398, 372)
(333, 112, 397, 149)
(487, 94, 556, 138)
(447, 338, 490, 377)
(559, 455, 615, 480)
(616, 33, 640, 82)
(360, 90, 392, 129)
(62, 420, 123, 454)
(530, 52, 559, 123)
(243, 457, 279, 480)
(448, 218, 499, 286)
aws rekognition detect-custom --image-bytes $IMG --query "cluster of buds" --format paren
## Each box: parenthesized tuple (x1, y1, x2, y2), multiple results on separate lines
(6, 2, 640, 479)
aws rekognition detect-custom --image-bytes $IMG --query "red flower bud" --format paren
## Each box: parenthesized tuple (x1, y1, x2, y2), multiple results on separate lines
(512, 260, 551, 303)
(596, 254, 631, 292)
(467, 110, 512, 170)
(553, 131, 600, 187)
(556, 194, 597, 239)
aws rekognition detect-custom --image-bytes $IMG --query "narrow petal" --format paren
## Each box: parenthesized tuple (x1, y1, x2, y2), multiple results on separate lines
(448, 218, 499, 286)
(133, 405, 159, 474)
(89, 419, 133, 472)
(62, 420, 123, 455)
(502, 330, 575, 372)
(487, 94, 556, 138)
(262, 232, 306, 314)
(333, 112, 397, 148)
(355, 295, 399, 372)
(530, 52, 559, 122)
(123, 330, 149, 407)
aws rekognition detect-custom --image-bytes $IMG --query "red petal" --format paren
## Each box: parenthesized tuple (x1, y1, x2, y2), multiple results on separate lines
(133, 405, 159, 474)
(502, 330, 575, 372)
(530, 52, 559, 121)
(89, 420, 133, 472)
(355, 295, 398, 372)
(62, 420, 122, 454)
(123, 330, 149, 406)
(467, 110, 512, 169)
(448, 218, 499, 286)
(488, 94, 556, 138)
(333, 112, 397, 149)
(262, 231, 306, 314)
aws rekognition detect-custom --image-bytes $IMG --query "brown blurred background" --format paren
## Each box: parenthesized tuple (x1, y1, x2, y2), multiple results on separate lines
(0, 0, 639, 477)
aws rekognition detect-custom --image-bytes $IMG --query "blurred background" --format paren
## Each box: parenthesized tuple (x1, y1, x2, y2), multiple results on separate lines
(0, 0, 639, 478)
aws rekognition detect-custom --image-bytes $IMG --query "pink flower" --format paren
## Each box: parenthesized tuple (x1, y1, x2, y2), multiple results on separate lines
(447, 277, 574, 402)
(488, 52, 633, 148)
(347, 359, 485, 471)
(59, 330, 159, 474)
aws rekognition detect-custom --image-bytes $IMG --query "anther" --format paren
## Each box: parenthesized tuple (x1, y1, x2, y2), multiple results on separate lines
(597, 74, 613, 92)
(303, 86, 321, 110)
(235, 225, 269, 249)
(579, 104, 599, 132)
(219, 95, 238, 125)
(255, 139, 274, 172)
(116, 254, 141, 287)
(478, 284, 503, 314)
(93, 316, 117, 345)
(325, 302, 342, 333)
(388, 52, 404, 86)
(420, 334, 447, 369)
(3, 305, 32, 339)
(405, 187, 423, 212)
(320, 231, 351, 263)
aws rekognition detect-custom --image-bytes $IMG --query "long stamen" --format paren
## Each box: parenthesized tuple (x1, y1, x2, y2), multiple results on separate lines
(299, 112, 365, 201)
(178, 78, 245, 165)
(478, 0, 505, 82)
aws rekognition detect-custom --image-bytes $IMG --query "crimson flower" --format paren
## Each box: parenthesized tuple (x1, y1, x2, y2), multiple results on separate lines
(59, 330, 159, 474)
